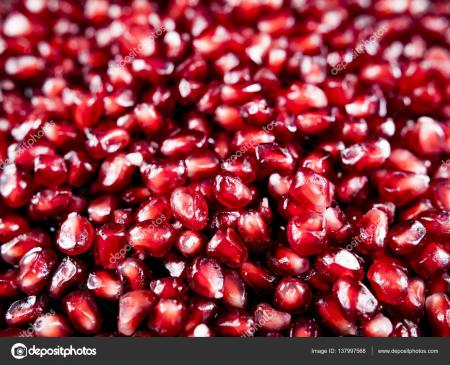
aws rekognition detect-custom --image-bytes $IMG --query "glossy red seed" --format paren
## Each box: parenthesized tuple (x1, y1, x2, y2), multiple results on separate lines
(128, 221, 175, 258)
(274, 277, 312, 313)
(148, 299, 187, 336)
(410, 242, 450, 279)
(0, 165, 33, 208)
(117, 258, 151, 291)
(289, 167, 332, 212)
(425, 293, 450, 336)
(287, 211, 327, 256)
(56, 213, 94, 256)
(268, 246, 310, 276)
(33, 313, 72, 337)
(240, 262, 276, 293)
(0, 269, 20, 300)
(284, 83, 327, 114)
(87, 270, 123, 301)
(289, 317, 320, 337)
(254, 303, 291, 332)
(33, 154, 67, 188)
(315, 248, 364, 282)
(63, 290, 102, 335)
(176, 230, 204, 258)
(118, 290, 156, 336)
(315, 296, 357, 336)
(93, 223, 128, 269)
(387, 220, 426, 256)
(213, 173, 252, 209)
(222, 269, 247, 309)
(6, 296, 48, 327)
(187, 257, 224, 299)
(170, 187, 208, 230)
(206, 228, 248, 268)
(333, 276, 378, 321)
(367, 258, 409, 305)
(215, 309, 255, 337)
(362, 313, 393, 337)
(141, 160, 187, 194)
(150, 277, 187, 299)
(1, 229, 51, 265)
(0, 214, 29, 243)
(18, 247, 58, 295)
(353, 208, 389, 255)
(49, 257, 87, 299)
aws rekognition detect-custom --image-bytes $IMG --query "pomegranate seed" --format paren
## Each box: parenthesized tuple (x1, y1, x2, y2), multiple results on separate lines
(289, 167, 332, 213)
(240, 262, 276, 293)
(289, 317, 320, 337)
(206, 228, 248, 268)
(18, 247, 58, 295)
(1, 229, 51, 265)
(333, 276, 378, 321)
(118, 290, 156, 336)
(56, 213, 94, 255)
(0, 165, 33, 208)
(141, 160, 187, 194)
(128, 221, 175, 258)
(315, 296, 357, 336)
(287, 211, 327, 256)
(6, 296, 48, 327)
(117, 258, 151, 291)
(362, 313, 393, 337)
(425, 293, 450, 336)
(315, 248, 364, 282)
(176, 230, 205, 258)
(148, 299, 187, 336)
(215, 309, 255, 337)
(33, 313, 72, 337)
(222, 269, 247, 309)
(274, 277, 312, 313)
(213, 173, 252, 209)
(187, 257, 224, 299)
(268, 246, 310, 276)
(63, 290, 102, 335)
(0, 213, 29, 243)
(87, 270, 123, 301)
(254, 303, 291, 332)
(353, 208, 389, 255)
(170, 187, 208, 230)
(49, 257, 87, 299)
(0, 269, 21, 300)
(150, 277, 187, 300)
(367, 258, 409, 305)
(410, 242, 450, 279)
(387, 220, 426, 255)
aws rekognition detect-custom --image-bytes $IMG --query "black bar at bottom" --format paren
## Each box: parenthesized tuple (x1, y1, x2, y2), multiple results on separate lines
(0, 338, 449, 365)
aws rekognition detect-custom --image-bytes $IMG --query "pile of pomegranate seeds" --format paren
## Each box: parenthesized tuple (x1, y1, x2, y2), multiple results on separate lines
(0, 0, 449, 337)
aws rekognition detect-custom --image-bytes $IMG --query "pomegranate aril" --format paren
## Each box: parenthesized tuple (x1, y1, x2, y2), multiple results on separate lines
(141, 160, 187, 194)
(391, 320, 421, 337)
(176, 230, 204, 258)
(215, 309, 255, 337)
(367, 258, 409, 305)
(170, 187, 208, 230)
(0, 269, 21, 299)
(353, 208, 389, 255)
(284, 83, 327, 114)
(128, 221, 175, 258)
(268, 246, 310, 276)
(289, 167, 332, 213)
(87, 270, 123, 301)
(1, 228, 51, 265)
(287, 211, 327, 256)
(117, 258, 151, 291)
(94, 223, 128, 269)
(207, 228, 248, 268)
(289, 317, 320, 337)
(33, 154, 67, 188)
(222, 269, 247, 309)
(0, 214, 29, 243)
(63, 290, 102, 335)
(274, 277, 312, 313)
(150, 277, 188, 300)
(49, 257, 87, 299)
(240, 262, 276, 293)
(410, 242, 450, 279)
(362, 313, 393, 337)
(315, 296, 357, 336)
(6, 295, 48, 327)
(387, 220, 426, 256)
(213, 173, 252, 209)
(56, 213, 94, 256)
(0, 164, 33, 208)
(33, 313, 72, 337)
(118, 290, 156, 336)
(425, 293, 450, 336)
(148, 299, 187, 336)
(315, 248, 364, 282)
(187, 257, 224, 299)
(254, 303, 291, 332)
(18, 247, 58, 295)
